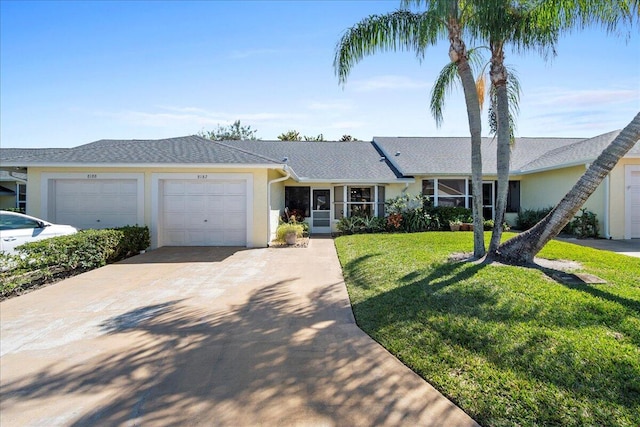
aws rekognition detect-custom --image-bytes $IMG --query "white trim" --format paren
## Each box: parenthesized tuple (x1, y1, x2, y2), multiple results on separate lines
(40, 172, 144, 225)
(625, 165, 640, 239)
(310, 188, 332, 234)
(151, 172, 254, 249)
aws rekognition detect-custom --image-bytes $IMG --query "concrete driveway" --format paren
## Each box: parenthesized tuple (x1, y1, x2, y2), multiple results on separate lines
(0, 238, 479, 427)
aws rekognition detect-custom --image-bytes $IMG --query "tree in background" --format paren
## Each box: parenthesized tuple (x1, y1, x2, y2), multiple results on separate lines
(304, 134, 325, 141)
(339, 135, 360, 141)
(277, 130, 302, 141)
(277, 130, 326, 141)
(199, 120, 258, 141)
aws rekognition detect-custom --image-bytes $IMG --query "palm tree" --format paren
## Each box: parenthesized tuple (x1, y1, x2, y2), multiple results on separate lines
(334, 2, 487, 258)
(480, 0, 638, 262)
(496, 113, 640, 264)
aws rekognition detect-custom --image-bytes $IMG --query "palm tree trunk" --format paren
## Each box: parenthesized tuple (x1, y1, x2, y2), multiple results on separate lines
(487, 44, 510, 259)
(457, 57, 485, 258)
(495, 112, 640, 264)
(447, 13, 485, 258)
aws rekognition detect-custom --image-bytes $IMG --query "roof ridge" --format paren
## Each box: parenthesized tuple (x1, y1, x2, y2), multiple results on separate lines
(208, 138, 283, 164)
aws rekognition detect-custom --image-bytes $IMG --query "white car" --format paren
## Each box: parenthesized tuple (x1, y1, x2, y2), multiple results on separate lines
(0, 211, 78, 254)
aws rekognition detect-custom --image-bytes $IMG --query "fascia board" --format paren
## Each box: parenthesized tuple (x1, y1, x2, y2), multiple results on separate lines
(1, 162, 282, 169)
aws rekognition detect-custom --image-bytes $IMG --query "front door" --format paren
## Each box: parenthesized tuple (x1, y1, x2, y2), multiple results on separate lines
(483, 182, 494, 220)
(311, 189, 331, 234)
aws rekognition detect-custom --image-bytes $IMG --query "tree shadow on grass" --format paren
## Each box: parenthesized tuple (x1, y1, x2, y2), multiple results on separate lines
(346, 255, 640, 425)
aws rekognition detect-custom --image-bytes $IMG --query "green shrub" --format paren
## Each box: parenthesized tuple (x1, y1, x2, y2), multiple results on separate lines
(426, 206, 472, 230)
(570, 208, 599, 238)
(275, 222, 304, 242)
(1, 225, 150, 299)
(516, 207, 553, 230)
(112, 225, 150, 259)
(337, 216, 386, 234)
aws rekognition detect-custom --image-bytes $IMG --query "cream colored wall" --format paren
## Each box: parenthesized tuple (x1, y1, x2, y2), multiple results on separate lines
(27, 166, 274, 248)
(521, 165, 607, 236)
(609, 158, 640, 239)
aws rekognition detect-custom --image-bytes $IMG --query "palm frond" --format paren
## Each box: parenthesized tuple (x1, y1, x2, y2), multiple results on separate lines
(430, 61, 459, 127)
(333, 10, 445, 84)
(475, 73, 486, 111)
(488, 66, 521, 144)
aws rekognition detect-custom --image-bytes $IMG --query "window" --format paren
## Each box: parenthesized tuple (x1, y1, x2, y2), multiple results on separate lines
(285, 186, 310, 218)
(0, 213, 40, 230)
(422, 179, 469, 208)
(506, 181, 521, 213)
(333, 185, 385, 218)
(16, 183, 26, 212)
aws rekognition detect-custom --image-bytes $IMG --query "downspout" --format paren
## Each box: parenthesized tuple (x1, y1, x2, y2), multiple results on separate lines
(604, 173, 611, 239)
(267, 165, 290, 246)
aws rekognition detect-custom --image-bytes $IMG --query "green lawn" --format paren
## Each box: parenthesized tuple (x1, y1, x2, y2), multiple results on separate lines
(335, 232, 640, 427)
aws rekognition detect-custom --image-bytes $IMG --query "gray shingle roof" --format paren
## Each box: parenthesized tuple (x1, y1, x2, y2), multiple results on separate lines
(518, 130, 639, 173)
(373, 136, 596, 175)
(219, 140, 402, 182)
(1, 148, 70, 162)
(1, 136, 281, 166)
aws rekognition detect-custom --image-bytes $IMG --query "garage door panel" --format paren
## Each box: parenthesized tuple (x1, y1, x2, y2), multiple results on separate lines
(55, 179, 139, 230)
(225, 181, 246, 195)
(164, 213, 186, 228)
(225, 214, 246, 228)
(224, 230, 246, 246)
(185, 196, 206, 212)
(206, 182, 225, 194)
(162, 178, 247, 246)
(225, 196, 246, 211)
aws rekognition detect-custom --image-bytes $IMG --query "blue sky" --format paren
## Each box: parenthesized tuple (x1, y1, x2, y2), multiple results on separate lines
(1, 0, 638, 148)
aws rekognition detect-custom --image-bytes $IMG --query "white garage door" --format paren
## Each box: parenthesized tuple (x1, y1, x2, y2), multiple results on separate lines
(627, 167, 640, 238)
(162, 179, 247, 246)
(55, 179, 139, 230)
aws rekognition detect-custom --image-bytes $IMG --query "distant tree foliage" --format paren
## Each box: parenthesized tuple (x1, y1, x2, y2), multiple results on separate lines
(199, 120, 258, 141)
(304, 133, 325, 141)
(277, 130, 302, 141)
(277, 130, 325, 141)
(339, 134, 359, 141)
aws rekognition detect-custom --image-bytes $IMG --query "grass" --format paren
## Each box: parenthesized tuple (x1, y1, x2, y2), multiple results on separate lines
(335, 232, 640, 427)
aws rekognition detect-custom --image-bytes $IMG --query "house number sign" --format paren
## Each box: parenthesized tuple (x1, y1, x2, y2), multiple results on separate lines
(87, 174, 98, 179)
(197, 174, 208, 180)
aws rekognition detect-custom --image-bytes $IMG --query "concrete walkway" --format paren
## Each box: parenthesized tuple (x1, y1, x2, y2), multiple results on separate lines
(0, 238, 479, 427)
(556, 237, 640, 258)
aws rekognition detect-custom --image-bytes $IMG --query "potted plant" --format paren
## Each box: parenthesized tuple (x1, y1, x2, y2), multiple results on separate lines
(276, 218, 304, 245)
(449, 219, 462, 232)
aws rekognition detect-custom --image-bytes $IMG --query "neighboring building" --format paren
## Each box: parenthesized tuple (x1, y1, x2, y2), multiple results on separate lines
(1, 131, 638, 248)
(0, 170, 27, 212)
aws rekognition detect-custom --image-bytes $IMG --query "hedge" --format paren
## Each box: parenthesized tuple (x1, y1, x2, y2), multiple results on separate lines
(1, 225, 150, 299)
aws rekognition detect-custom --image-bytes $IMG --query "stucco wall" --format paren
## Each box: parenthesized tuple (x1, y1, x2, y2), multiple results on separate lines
(520, 165, 607, 236)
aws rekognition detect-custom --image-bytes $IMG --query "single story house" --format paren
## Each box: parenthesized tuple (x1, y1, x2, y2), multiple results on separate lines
(1, 130, 638, 248)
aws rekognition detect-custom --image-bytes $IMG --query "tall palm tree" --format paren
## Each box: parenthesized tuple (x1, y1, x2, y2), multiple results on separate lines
(481, 0, 638, 263)
(334, 2, 487, 258)
(496, 113, 640, 264)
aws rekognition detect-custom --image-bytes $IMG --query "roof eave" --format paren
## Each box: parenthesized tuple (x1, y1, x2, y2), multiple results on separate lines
(4, 162, 282, 169)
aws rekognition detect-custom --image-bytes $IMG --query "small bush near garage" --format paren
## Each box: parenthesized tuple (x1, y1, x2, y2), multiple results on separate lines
(0, 226, 149, 299)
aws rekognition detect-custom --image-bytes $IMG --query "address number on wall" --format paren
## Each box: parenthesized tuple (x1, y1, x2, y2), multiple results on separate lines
(87, 174, 98, 179)
(197, 175, 208, 179)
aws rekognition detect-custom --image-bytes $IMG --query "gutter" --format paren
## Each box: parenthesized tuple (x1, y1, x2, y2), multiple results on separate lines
(604, 173, 611, 239)
(267, 166, 291, 245)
